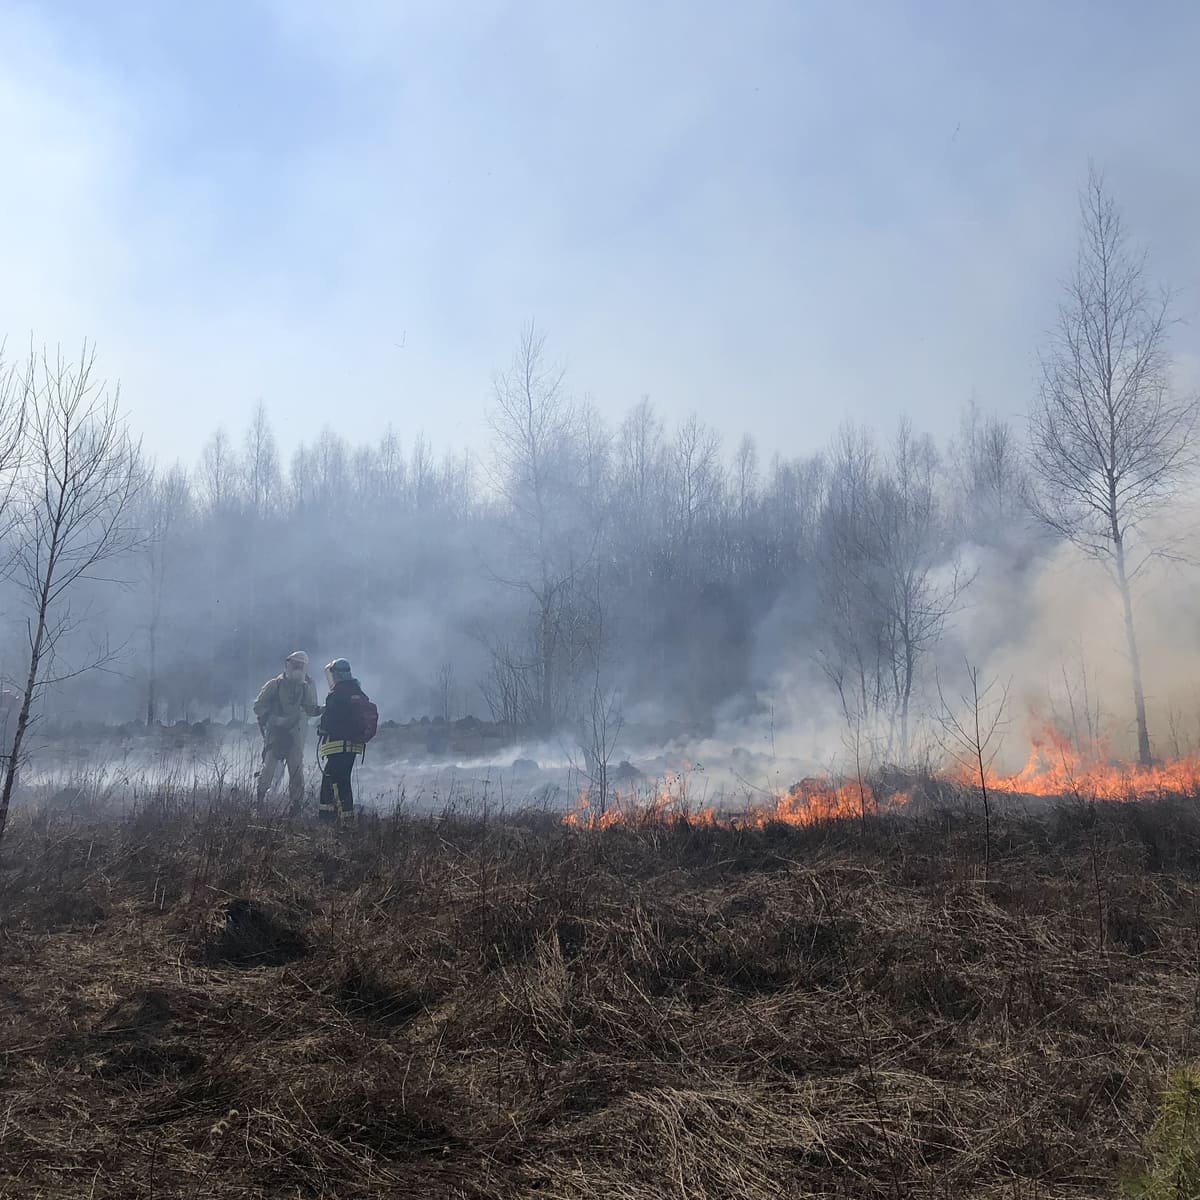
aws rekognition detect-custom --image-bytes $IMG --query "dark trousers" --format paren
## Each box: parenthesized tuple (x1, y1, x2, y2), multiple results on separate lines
(319, 751, 356, 821)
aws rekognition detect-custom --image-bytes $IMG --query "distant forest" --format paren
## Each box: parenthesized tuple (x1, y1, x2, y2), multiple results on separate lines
(7, 321, 1030, 762)
(2, 174, 1192, 777)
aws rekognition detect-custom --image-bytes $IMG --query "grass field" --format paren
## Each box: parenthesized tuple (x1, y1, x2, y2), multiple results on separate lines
(3, 789, 1200, 1197)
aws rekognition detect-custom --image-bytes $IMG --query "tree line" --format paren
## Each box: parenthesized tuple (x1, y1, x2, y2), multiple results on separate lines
(0, 168, 1192, 841)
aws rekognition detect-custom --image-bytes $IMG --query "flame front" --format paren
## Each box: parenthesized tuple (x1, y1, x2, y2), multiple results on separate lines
(563, 723, 1200, 830)
(971, 721, 1200, 801)
(562, 774, 912, 831)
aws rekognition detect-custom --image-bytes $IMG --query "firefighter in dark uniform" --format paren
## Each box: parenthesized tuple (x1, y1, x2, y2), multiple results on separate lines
(317, 659, 368, 823)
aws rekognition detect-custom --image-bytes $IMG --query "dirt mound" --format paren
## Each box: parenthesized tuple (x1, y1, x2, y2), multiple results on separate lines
(198, 897, 310, 967)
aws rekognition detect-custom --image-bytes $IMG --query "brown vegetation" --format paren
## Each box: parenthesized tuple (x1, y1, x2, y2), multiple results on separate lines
(2, 791, 1200, 1197)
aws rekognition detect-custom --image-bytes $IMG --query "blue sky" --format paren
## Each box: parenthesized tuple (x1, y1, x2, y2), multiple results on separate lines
(2, 0, 1199, 467)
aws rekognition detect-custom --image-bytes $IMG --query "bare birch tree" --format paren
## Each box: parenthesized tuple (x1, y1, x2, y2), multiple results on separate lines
(874, 420, 970, 754)
(242, 400, 281, 517)
(199, 428, 236, 512)
(1029, 169, 1197, 765)
(667, 414, 724, 582)
(950, 398, 1028, 547)
(0, 350, 29, 529)
(816, 423, 969, 759)
(572, 562, 624, 814)
(0, 345, 142, 843)
(0, 352, 29, 742)
(936, 663, 1011, 880)
(734, 434, 759, 522)
(142, 464, 191, 724)
(487, 321, 588, 734)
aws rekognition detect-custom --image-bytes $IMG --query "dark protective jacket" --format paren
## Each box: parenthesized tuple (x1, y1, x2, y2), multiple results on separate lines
(318, 678, 367, 753)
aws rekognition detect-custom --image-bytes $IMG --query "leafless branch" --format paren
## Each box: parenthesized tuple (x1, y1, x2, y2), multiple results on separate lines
(0, 342, 143, 844)
(1027, 168, 1196, 764)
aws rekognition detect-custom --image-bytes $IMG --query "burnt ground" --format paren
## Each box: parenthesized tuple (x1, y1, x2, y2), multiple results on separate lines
(2, 793, 1200, 1197)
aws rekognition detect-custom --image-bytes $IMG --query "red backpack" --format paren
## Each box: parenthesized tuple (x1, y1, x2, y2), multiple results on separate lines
(349, 691, 379, 743)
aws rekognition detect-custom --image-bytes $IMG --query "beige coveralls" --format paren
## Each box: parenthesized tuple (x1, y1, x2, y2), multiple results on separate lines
(253, 673, 321, 807)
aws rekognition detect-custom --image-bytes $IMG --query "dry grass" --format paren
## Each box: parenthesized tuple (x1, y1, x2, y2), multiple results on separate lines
(2, 790, 1200, 1197)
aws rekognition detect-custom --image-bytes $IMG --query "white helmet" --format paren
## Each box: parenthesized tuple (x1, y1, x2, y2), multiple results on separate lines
(285, 650, 309, 668)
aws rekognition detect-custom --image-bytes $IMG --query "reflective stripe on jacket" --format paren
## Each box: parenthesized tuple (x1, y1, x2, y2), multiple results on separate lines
(318, 738, 365, 758)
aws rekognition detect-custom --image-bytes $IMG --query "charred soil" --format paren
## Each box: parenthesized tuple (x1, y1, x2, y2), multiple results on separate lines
(2, 793, 1200, 1197)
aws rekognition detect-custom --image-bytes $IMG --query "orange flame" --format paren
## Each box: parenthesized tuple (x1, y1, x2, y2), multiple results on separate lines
(563, 723, 1200, 830)
(563, 775, 910, 830)
(972, 721, 1200, 801)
